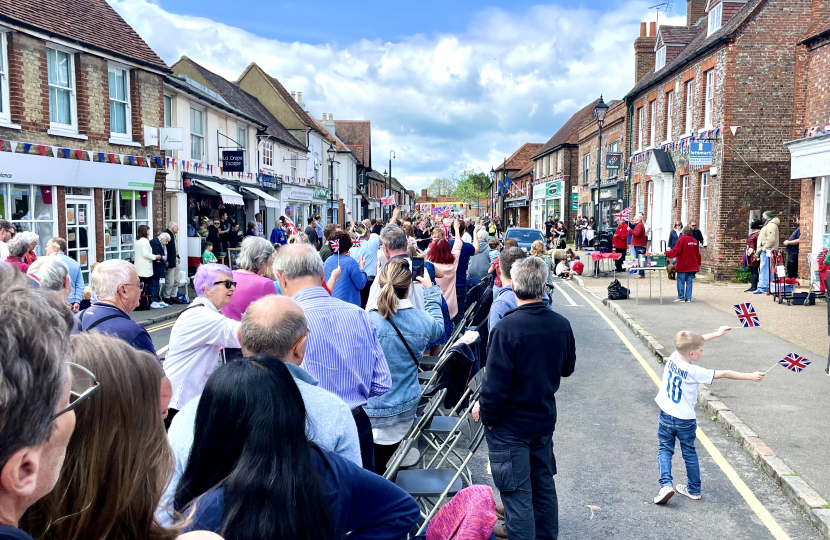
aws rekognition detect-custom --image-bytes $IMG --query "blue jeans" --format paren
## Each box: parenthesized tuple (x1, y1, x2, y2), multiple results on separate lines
(633, 246, 646, 276)
(758, 251, 770, 290)
(676, 272, 694, 300)
(486, 426, 558, 540)
(658, 411, 701, 495)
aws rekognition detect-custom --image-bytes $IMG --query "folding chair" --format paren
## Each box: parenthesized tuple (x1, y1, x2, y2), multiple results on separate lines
(382, 437, 414, 481)
(419, 369, 485, 464)
(395, 413, 487, 535)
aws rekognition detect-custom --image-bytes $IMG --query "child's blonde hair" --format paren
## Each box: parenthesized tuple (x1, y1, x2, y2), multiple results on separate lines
(674, 331, 706, 356)
(530, 240, 547, 258)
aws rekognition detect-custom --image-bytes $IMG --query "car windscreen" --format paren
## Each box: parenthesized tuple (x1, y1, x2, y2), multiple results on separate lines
(505, 230, 544, 243)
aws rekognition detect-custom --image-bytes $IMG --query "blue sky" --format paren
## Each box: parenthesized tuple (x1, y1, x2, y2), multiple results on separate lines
(116, 0, 686, 191)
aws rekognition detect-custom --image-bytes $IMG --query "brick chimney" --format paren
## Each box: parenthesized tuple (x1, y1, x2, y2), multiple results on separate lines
(421, 189, 428, 198)
(634, 22, 658, 85)
(686, 0, 707, 26)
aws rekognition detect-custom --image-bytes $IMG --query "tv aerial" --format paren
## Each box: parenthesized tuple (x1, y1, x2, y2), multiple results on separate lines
(649, 1, 674, 28)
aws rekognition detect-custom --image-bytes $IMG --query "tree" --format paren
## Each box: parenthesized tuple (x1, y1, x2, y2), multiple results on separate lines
(427, 177, 457, 197)
(453, 169, 491, 205)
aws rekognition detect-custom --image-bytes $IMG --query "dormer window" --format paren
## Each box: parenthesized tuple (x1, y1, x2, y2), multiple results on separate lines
(655, 46, 666, 70)
(708, 2, 722, 35)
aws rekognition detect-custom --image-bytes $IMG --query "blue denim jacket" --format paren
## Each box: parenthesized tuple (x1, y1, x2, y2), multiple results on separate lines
(366, 286, 445, 417)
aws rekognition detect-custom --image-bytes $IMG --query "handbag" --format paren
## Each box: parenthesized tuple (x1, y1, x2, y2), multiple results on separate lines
(388, 317, 420, 366)
(607, 279, 629, 300)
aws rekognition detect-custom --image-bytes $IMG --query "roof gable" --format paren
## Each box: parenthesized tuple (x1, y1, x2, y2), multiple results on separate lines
(333, 121, 372, 169)
(0, 0, 168, 71)
(495, 142, 545, 173)
(532, 100, 599, 159)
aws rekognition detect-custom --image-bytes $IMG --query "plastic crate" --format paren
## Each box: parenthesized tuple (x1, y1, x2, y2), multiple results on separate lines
(650, 255, 667, 267)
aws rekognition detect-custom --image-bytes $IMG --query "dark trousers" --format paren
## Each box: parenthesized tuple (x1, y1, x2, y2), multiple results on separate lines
(361, 276, 375, 309)
(486, 426, 558, 540)
(452, 285, 467, 327)
(614, 246, 627, 272)
(787, 252, 799, 279)
(749, 266, 759, 290)
(374, 441, 401, 477)
(353, 406, 375, 472)
(141, 276, 161, 302)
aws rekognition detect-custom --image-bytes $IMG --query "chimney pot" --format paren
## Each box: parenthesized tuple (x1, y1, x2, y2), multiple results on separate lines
(298, 92, 303, 103)
(290, 91, 296, 99)
(649, 22, 656, 36)
(640, 22, 647, 37)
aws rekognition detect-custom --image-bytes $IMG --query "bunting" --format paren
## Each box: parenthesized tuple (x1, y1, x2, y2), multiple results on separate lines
(37, 145, 45, 156)
(62, 148, 70, 159)
(9, 141, 17, 153)
(23, 143, 31, 154)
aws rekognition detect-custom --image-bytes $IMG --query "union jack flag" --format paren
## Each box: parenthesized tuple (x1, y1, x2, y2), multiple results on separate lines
(778, 353, 811, 373)
(407, 237, 416, 246)
(734, 303, 761, 328)
(432, 205, 453, 218)
(351, 237, 361, 248)
(613, 206, 633, 222)
(380, 195, 395, 206)
(283, 216, 299, 236)
(331, 239, 340, 253)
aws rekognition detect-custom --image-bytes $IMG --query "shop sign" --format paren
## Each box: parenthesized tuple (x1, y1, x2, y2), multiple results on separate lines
(547, 181, 562, 198)
(143, 126, 159, 147)
(533, 183, 547, 199)
(571, 192, 578, 211)
(606, 152, 623, 170)
(288, 187, 313, 201)
(259, 174, 282, 191)
(689, 142, 713, 166)
(159, 127, 184, 150)
(600, 188, 617, 201)
(313, 187, 330, 199)
(504, 198, 528, 209)
(222, 150, 245, 173)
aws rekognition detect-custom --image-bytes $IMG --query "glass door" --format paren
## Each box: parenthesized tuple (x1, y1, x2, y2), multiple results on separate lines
(65, 197, 95, 284)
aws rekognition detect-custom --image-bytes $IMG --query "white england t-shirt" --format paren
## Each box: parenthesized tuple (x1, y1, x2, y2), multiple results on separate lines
(654, 351, 715, 420)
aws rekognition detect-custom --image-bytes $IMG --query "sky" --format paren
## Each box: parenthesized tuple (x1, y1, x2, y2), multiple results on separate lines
(110, 0, 686, 192)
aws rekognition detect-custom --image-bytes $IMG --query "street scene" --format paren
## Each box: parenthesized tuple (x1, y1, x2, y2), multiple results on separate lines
(1, 0, 830, 540)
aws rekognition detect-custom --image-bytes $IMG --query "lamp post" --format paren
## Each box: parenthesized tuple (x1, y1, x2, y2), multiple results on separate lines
(388, 150, 396, 220)
(593, 95, 609, 228)
(327, 142, 336, 226)
(490, 167, 495, 219)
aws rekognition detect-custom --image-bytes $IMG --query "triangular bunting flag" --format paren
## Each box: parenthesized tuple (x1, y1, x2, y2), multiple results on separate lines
(155, 157, 163, 168)
(129, 155, 135, 165)
(49, 146, 57, 157)
(97, 152, 104, 163)
(108, 154, 115, 164)
(75, 150, 83, 161)
(9, 141, 17, 153)
(62, 148, 70, 159)
(37, 145, 46, 156)
(118, 154, 124, 164)
(730, 126, 740, 136)
(137, 156, 143, 167)
(23, 143, 31, 154)
(219, 167, 223, 175)
(87, 151, 93, 162)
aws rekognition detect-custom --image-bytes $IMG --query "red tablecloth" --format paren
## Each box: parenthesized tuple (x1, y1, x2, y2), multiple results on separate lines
(590, 252, 622, 262)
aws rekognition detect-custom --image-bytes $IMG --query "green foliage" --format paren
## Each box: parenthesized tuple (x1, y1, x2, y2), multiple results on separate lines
(453, 169, 492, 204)
(426, 178, 457, 197)
(731, 265, 751, 284)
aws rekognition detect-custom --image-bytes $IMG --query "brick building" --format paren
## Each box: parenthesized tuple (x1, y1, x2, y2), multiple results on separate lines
(625, 0, 813, 278)
(493, 142, 543, 227)
(530, 100, 599, 235)
(786, 2, 830, 278)
(0, 0, 169, 283)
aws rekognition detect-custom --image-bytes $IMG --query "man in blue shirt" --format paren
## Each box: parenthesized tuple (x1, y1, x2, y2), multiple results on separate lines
(351, 223, 380, 308)
(449, 220, 477, 326)
(46, 237, 85, 313)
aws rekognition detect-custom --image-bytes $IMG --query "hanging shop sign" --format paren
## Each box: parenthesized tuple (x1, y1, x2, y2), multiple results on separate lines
(222, 150, 245, 173)
(159, 127, 184, 150)
(689, 142, 713, 166)
(313, 188, 330, 199)
(606, 152, 623, 170)
(259, 174, 282, 191)
(571, 192, 579, 211)
(504, 197, 528, 209)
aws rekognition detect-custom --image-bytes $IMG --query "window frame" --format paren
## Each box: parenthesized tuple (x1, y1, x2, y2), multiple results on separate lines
(46, 45, 78, 135)
(237, 124, 248, 172)
(637, 106, 644, 151)
(263, 140, 274, 168)
(107, 63, 132, 143)
(700, 172, 710, 244)
(103, 189, 151, 263)
(0, 32, 12, 125)
(291, 153, 298, 180)
(655, 46, 666, 71)
(665, 91, 674, 142)
(704, 70, 715, 129)
(189, 106, 205, 162)
(557, 151, 562, 173)
(163, 95, 172, 128)
(681, 175, 689, 225)
(649, 100, 657, 148)
(635, 183, 642, 214)
(684, 80, 694, 135)
(708, 2, 723, 36)
(583, 153, 590, 184)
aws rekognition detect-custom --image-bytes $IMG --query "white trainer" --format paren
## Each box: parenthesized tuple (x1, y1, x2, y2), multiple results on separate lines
(150, 302, 163, 309)
(675, 484, 701, 500)
(654, 486, 675, 504)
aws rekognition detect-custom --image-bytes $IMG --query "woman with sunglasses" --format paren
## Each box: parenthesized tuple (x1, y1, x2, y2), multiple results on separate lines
(22, 333, 222, 540)
(163, 263, 241, 429)
(175, 359, 419, 540)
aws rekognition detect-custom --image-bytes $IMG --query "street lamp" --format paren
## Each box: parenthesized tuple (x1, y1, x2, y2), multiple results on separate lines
(490, 167, 495, 218)
(388, 150, 396, 220)
(327, 142, 336, 226)
(593, 95, 609, 227)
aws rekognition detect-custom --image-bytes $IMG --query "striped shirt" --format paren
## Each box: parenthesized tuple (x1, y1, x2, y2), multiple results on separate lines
(293, 286, 391, 409)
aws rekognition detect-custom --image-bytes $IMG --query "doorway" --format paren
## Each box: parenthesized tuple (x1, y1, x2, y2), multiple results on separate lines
(65, 196, 95, 284)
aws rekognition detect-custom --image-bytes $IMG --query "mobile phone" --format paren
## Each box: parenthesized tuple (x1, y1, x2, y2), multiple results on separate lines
(411, 257, 425, 281)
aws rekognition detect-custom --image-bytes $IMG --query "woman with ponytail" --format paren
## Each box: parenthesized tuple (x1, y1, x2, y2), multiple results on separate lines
(174, 359, 419, 540)
(366, 258, 446, 473)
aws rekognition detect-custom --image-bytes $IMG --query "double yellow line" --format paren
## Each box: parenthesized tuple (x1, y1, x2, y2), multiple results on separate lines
(562, 281, 792, 540)
(146, 320, 177, 333)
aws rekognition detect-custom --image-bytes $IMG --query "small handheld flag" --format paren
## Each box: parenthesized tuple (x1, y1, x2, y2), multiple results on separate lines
(734, 303, 760, 328)
(352, 237, 361, 248)
(773, 353, 811, 373)
(331, 239, 340, 253)
(613, 207, 633, 223)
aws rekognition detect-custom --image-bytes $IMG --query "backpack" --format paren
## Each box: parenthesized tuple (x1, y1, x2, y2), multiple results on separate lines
(607, 279, 629, 300)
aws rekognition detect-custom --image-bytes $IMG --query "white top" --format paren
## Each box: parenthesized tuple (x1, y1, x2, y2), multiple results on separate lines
(462, 232, 472, 244)
(655, 351, 715, 420)
(0, 240, 7, 261)
(134, 237, 156, 278)
(163, 297, 241, 410)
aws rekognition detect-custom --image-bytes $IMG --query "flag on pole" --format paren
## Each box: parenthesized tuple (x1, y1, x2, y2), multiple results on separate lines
(613, 206, 633, 223)
(734, 303, 760, 328)
(778, 353, 810, 373)
(331, 239, 340, 253)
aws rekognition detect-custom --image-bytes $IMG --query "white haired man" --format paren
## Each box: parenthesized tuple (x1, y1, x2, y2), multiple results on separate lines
(45, 237, 85, 313)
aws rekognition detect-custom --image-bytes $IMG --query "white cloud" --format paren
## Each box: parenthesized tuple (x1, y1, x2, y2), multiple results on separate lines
(110, 0, 685, 192)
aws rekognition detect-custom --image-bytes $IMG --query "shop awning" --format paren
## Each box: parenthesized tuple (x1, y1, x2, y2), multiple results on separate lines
(240, 186, 280, 209)
(192, 179, 244, 206)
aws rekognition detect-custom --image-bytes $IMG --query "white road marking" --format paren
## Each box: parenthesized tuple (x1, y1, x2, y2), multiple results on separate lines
(157, 345, 169, 356)
(553, 282, 581, 306)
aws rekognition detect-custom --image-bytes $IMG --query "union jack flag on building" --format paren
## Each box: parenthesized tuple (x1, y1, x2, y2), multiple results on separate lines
(734, 303, 760, 328)
(778, 353, 811, 373)
(330, 239, 340, 253)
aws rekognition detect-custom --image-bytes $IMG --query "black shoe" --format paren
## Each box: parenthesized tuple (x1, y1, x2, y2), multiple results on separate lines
(744, 288, 756, 293)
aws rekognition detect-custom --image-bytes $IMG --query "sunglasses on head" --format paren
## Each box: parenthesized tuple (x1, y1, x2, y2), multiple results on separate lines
(213, 280, 237, 289)
(51, 362, 100, 421)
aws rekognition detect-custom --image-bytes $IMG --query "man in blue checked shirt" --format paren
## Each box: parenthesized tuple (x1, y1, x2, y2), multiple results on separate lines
(45, 237, 86, 313)
(272, 243, 391, 472)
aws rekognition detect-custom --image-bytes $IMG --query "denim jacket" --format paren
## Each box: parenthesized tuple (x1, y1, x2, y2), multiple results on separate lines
(366, 286, 445, 417)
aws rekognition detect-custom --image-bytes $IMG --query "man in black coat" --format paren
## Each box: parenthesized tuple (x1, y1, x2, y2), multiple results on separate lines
(474, 256, 576, 540)
(162, 222, 181, 304)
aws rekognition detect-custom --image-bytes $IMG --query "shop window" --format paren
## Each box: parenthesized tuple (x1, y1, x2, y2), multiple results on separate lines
(681, 175, 689, 225)
(190, 108, 205, 162)
(47, 47, 77, 134)
(108, 65, 131, 142)
(1, 184, 55, 256)
(0, 32, 10, 125)
(700, 172, 710, 244)
(163, 95, 172, 128)
(104, 189, 150, 262)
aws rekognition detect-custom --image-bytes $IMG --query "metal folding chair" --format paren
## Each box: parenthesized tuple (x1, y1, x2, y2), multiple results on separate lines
(382, 437, 414, 481)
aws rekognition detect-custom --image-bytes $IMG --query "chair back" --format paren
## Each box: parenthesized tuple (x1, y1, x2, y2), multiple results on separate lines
(468, 367, 486, 394)
(383, 437, 414, 480)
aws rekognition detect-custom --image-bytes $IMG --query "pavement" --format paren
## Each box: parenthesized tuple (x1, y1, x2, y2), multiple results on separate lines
(130, 284, 195, 328)
(148, 280, 825, 538)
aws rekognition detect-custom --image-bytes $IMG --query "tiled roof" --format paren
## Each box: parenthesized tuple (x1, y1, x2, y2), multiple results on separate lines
(164, 75, 262, 126)
(175, 57, 307, 153)
(798, 18, 830, 45)
(532, 100, 599, 159)
(515, 162, 534, 179)
(243, 63, 326, 137)
(334, 121, 372, 169)
(312, 118, 351, 154)
(0, 0, 168, 71)
(495, 142, 545, 172)
(658, 26, 700, 46)
(625, 0, 764, 100)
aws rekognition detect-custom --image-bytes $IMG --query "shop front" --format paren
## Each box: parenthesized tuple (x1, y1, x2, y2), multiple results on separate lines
(504, 197, 529, 228)
(786, 134, 830, 270)
(594, 179, 626, 234)
(285, 186, 314, 232)
(0, 150, 155, 283)
(531, 180, 564, 231)
(257, 173, 283, 232)
(313, 187, 331, 225)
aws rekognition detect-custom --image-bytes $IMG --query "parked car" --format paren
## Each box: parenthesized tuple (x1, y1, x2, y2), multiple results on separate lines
(503, 227, 545, 252)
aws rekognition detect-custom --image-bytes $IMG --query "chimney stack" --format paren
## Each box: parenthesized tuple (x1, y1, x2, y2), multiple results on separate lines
(421, 189, 428, 198)
(634, 21, 658, 84)
(686, 0, 707, 26)
(290, 91, 296, 100)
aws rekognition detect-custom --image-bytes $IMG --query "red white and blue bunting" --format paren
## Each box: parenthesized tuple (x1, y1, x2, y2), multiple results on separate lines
(629, 126, 728, 164)
(0, 139, 157, 167)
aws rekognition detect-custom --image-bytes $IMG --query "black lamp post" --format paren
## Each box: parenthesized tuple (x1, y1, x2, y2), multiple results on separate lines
(388, 150, 395, 220)
(593, 95, 609, 227)
(490, 167, 495, 218)
(327, 142, 336, 226)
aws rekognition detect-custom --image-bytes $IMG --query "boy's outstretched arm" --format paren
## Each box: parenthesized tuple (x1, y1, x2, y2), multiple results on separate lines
(703, 326, 733, 341)
(714, 370, 765, 382)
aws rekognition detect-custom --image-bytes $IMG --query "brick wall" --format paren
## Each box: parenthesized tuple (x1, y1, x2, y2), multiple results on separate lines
(798, 177, 815, 277)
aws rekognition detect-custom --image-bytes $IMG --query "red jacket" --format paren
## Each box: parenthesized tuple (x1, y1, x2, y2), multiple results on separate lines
(629, 222, 647, 247)
(571, 261, 584, 275)
(665, 235, 701, 273)
(613, 223, 629, 249)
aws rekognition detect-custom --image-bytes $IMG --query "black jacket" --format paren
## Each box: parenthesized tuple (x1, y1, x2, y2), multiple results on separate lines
(479, 301, 576, 438)
(692, 228, 705, 246)
(149, 238, 166, 279)
(164, 228, 177, 264)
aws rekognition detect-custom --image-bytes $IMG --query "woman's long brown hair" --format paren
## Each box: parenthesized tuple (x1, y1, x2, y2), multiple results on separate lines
(23, 333, 179, 540)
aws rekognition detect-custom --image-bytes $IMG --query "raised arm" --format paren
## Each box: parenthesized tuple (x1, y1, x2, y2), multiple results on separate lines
(702, 326, 732, 342)
(714, 370, 765, 382)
